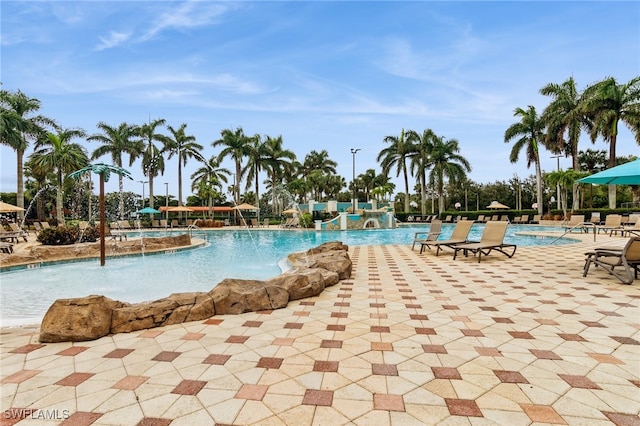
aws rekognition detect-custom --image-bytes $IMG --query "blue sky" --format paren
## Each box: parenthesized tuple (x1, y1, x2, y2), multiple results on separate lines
(2, 1, 639, 199)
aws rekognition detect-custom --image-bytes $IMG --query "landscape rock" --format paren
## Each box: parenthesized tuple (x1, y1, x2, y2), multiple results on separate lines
(39, 295, 128, 343)
(210, 279, 290, 314)
(37, 240, 352, 342)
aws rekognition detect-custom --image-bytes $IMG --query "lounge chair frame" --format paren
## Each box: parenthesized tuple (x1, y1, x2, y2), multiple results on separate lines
(426, 220, 475, 256)
(583, 237, 640, 285)
(452, 221, 516, 263)
(412, 220, 442, 253)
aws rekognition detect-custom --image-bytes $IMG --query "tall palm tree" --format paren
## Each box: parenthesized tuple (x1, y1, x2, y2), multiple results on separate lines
(191, 156, 230, 218)
(582, 76, 640, 208)
(213, 127, 254, 204)
(357, 169, 378, 202)
(31, 128, 89, 223)
(137, 118, 167, 212)
(0, 89, 56, 218)
(163, 123, 204, 207)
(301, 150, 337, 176)
(407, 128, 437, 215)
(88, 122, 144, 219)
(540, 76, 592, 209)
(243, 134, 267, 216)
(378, 129, 415, 213)
(504, 106, 547, 216)
(428, 135, 471, 214)
(263, 135, 296, 214)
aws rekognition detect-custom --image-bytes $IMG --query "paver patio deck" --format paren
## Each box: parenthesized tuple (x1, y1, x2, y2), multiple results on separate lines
(1, 232, 639, 425)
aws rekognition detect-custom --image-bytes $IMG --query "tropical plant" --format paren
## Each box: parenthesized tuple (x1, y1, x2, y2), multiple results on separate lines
(262, 135, 296, 214)
(0, 89, 56, 217)
(427, 135, 471, 214)
(213, 127, 254, 204)
(30, 128, 89, 223)
(378, 129, 415, 213)
(88, 122, 143, 219)
(407, 128, 437, 215)
(163, 123, 203, 207)
(504, 105, 547, 216)
(545, 169, 585, 219)
(191, 156, 230, 218)
(582, 76, 640, 208)
(137, 118, 167, 212)
(578, 148, 608, 207)
(540, 76, 592, 209)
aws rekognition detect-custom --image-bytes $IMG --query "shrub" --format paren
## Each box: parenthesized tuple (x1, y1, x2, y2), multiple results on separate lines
(37, 227, 77, 245)
(36, 225, 100, 245)
(299, 212, 313, 228)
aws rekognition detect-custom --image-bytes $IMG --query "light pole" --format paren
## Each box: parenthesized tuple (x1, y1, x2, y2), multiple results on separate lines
(350, 148, 360, 213)
(550, 155, 561, 209)
(164, 182, 169, 222)
(138, 180, 148, 209)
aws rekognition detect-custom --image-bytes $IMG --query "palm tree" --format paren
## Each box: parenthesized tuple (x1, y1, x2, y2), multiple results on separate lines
(213, 127, 254, 205)
(540, 76, 592, 210)
(137, 118, 167, 213)
(0, 89, 56, 218)
(357, 169, 378, 202)
(378, 129, 415, 213)
(428, 135, 471, 214)
(578, 148, 608, 208)
(191, 156, 230, 218)
(243, 134, 267, 217)
(301, 150, 337, 176)
(545, 169, 584, 219)
(504, 106, 547, 216)
(582, 76, 640, 208)
(407, 128, 437, 215)
(31, 128, 89, 223)
(262, 135, 296, 214)
(163, 123, 204, 207)
(88, 122, 144, 219)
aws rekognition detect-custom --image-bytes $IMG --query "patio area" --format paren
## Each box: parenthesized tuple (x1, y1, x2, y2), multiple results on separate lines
(1, 232, 639, 425)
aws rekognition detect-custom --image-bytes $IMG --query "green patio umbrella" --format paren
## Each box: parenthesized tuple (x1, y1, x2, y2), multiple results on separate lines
(578, 159, 640, 185)
(137, 207, 161, 214)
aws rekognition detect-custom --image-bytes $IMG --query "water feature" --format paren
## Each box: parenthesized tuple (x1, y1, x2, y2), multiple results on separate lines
(20, 185, 54, 230)
(0, 225, 574, 326)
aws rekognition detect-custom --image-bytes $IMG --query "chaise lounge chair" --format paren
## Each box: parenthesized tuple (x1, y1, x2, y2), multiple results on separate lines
(452, 221, 517, 263)
(427, 220, 475, 256)
(622, 221, 640, 237)
(412, 220, 442, 253)
(583, 237, 640, 284)
(561, 214, 587, 233)
(596, 214, 624, 236)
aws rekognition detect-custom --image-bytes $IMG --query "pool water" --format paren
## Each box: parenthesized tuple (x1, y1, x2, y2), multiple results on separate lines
(0, 225, 572, 326)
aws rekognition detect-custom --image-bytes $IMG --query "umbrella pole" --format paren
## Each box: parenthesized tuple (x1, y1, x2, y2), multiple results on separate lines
(100, 175, 106, 267)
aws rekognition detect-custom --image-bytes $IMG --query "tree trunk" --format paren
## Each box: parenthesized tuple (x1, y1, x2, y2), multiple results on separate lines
(16, 149, 25, 221)
(56, 171, 64, 224)
(118, 175, 125, 220)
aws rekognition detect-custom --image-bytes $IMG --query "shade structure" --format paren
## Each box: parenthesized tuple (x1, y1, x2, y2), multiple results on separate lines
(232, 203, 259, 210)
(0, 201, 24, 213)
(283, 208, 299, 215)
(167, 206, 195, 212)
(137, 207, 161, 214)
(578, 159, 640, 185)
(486, 201, 510, 209)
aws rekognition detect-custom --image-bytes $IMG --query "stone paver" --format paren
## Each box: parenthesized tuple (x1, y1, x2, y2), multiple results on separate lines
(1, 231, 639, 425)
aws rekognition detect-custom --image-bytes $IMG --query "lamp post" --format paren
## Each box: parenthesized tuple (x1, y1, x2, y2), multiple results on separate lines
(351, 148, 360, 213)
(138, 180, 148, 209)
(550, 155, 561, 209)
(164, 182, 169, 222)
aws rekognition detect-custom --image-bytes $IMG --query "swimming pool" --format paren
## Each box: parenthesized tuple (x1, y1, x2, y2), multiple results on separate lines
(0, 224, 572, 326)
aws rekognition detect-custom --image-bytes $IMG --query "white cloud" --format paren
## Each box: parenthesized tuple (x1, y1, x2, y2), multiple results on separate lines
(96, 31, 132, 51)
(141, 1, 230, 41)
